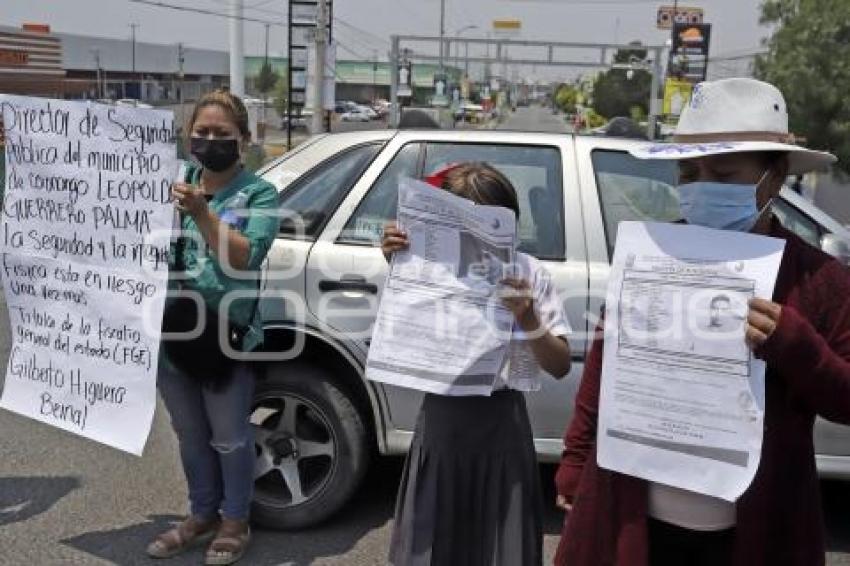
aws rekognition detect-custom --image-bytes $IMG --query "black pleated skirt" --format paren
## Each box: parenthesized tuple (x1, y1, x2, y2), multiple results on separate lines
(388, 389, 543, 566)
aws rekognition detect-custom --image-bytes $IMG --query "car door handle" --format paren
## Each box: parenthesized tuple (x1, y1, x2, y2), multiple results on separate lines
(318, 276, 378, 294)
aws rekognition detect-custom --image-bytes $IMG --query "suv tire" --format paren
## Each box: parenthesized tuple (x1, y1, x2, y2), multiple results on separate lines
(251, 362, 369, 529)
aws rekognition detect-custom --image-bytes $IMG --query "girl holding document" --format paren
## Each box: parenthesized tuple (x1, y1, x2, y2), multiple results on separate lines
(381, 163, 572, 566)
(553, 79, 850, 566)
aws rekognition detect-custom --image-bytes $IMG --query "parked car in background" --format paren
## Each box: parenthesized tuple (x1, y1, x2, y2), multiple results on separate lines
(340, 110, 371, 122)
(280, 112, 310, 130)
(354, 105, 378, 120)
(115, 98, 153, 109)
(372, 100, 391, 117)
(335, 101, 362, 114)
(591, 117, 649, 140)
(453, 101, 484, 123)
(247, 129, 850, 531)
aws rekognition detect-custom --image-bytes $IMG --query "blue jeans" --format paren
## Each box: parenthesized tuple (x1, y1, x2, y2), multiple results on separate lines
(158, 359, 256, 521)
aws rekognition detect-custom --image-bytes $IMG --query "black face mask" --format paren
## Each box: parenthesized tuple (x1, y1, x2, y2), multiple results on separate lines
(190, 137, 240, 172)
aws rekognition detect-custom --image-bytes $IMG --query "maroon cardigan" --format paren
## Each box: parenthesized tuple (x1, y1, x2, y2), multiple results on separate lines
(554, 224, 850, 566)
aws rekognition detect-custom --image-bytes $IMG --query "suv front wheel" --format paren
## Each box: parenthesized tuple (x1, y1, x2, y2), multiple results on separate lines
(250, 362, 369, 529)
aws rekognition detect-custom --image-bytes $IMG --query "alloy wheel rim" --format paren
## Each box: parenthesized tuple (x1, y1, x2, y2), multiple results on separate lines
(252, 392, 338, 508)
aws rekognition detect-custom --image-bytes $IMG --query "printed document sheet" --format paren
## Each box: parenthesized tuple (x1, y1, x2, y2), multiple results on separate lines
(597, 221, 785, 501)
(366, 178, 516, 396)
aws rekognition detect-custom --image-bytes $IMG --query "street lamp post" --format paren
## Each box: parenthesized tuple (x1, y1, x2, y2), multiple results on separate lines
(311, 0, 328, 134)
(91, 48, 102, 99)
(229, 0, 245, 97)
(454, 25, 478, 79)
(129, 23, 139, 98)
(262, 23, 270, 141)
(438, 0, 446, 78)
(177, 43, 186, 127)
(372, 50, 378, 103)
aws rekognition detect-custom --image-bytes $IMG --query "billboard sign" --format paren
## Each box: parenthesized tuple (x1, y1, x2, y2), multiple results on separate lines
(291, 3, 319, 24)
(657, 5, 704, 30)
(663, 78, 694, 116)
(668, 23, 712, 83)
(492, 19, 521, 38)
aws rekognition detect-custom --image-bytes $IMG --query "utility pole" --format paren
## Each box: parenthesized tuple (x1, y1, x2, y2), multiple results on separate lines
(177, 43, 186, 127)
(372, 50, 378, 103)
(129, 23, 139, 98)
(262, 22, 270, 139)
(438, 0, 445, 77)
(264, 23, 270, 64)
(311, 0, 328, 134)
(91, 48, 102, 99)
(648, 47, 663, 140)
(485, 31, 492, 82)
(390, 35, 400, 127)
(229, 0, 245, 96)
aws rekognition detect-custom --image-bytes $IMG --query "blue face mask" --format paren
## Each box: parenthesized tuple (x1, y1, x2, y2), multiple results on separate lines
(678, 170, 771, 232)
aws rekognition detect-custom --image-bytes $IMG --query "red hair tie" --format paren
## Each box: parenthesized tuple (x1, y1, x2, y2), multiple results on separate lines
(424, 163, 461, 188)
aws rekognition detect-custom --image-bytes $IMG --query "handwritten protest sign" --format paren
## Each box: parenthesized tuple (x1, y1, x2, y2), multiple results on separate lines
(0, 94, 176, 455)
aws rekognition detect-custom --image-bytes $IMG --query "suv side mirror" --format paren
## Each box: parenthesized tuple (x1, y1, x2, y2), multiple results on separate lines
(820, 233, 850, 266)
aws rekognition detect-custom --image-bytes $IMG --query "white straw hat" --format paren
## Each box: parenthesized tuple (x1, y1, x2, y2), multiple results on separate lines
(630, 78, 837, 175)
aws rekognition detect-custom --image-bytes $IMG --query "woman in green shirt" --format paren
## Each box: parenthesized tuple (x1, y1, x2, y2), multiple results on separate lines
(147, 90, 280, 565)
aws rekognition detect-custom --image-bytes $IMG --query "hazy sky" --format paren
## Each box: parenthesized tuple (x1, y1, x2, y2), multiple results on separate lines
(5, 0, 770, 80)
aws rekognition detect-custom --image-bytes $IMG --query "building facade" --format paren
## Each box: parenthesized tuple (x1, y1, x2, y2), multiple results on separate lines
(0, 24, 462, 109)
(0, 23, 228, 101)
(0, 24, 68, 97)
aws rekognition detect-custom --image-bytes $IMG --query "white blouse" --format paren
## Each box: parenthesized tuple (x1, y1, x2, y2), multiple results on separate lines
(497, 253, 572, 392)
(648, 482, 737, 531)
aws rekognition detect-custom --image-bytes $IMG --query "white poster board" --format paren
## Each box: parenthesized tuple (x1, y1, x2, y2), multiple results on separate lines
(0, 95, 176, 455)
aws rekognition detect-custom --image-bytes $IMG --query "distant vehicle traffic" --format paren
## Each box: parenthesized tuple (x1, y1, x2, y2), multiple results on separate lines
(453, 101, 485, 123)
(335, 101, 381, 121)
(340, 110, 371, 122)
(372, 99, 391, 117)
(114, 98, 153, 109)
(355, 105, 379, 120)
(281, 112, 311, 130)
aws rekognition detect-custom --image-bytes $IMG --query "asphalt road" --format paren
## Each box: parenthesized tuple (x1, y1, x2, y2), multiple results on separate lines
(0, 291, 563, 566)
(498, 105, 572, 133)
(1, 105, 848, 565)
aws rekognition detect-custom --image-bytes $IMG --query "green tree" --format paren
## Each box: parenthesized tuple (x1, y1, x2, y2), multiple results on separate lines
(755, 0, 850, 173)
(589, 42, 652, 120)
(583, 108, 608, 129)
(273, 74, 288, 119)
(256, 60, 279, 97)
(554, 83, 579, 113)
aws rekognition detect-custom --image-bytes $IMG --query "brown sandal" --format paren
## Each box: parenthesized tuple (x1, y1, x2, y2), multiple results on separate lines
(146, 516, 220, 559)
(205, 518, 251, 565)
